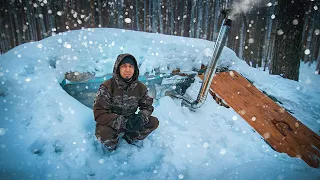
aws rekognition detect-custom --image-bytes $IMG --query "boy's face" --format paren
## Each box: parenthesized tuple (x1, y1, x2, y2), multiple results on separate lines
(119, 63, 134, 79)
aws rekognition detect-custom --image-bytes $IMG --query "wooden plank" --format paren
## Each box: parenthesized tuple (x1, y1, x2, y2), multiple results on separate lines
(199, 70, 320, 168)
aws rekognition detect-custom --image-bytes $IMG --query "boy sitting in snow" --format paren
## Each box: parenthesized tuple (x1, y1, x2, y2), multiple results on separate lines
(93, 53, 159, 151)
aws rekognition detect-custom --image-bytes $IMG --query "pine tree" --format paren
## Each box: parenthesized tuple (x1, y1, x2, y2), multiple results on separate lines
(271, 0, 308, 81)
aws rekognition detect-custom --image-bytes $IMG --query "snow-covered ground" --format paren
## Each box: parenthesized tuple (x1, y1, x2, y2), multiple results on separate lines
(0, 28, 319, 179)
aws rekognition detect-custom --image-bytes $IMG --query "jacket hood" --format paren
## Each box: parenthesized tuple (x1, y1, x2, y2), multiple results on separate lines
(113, 53, 139, 89)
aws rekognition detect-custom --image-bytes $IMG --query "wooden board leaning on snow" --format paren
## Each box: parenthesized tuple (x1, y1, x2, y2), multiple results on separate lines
(199, 70, 320, 168)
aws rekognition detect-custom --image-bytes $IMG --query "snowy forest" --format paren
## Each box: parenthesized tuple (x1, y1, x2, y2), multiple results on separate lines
(0, 0, 319, 80)
(1, 1, 320, 178)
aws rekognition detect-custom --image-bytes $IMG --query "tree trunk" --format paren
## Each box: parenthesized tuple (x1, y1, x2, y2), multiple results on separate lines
(148, 0, 152, 32)
(118, 0, 123, 28)
(203, 0, 209, 39)
(212, 0, 220, 41)
(238, 17, 245, 60)
(90, 0, 95, 28)
(316, 45, 320, 74)
(185, 0, 192, 37)
(158, 0, 163, 33)
(196, 1, 203, 38)
(29, 0, 37, 39)
(263, 0, 276, 71)
(152, 0, 158, 33)
(164, 0, 169, 34)
(135, 0, 139, 30)
(206, 0, 213, 40)
(174, 0, 180, 36)
(37, 1, 47, 38)
(123, 0, 134, 30)
(144, 0, 147, 31)
(313, 35, 320, 65)
(301, 2, 313, 62)
(12, 1, 22, 44)
(190, 0, 196, 38)
(196, 0, 203, 38)
(170, 0, 174, 35)
(304, 11, 315, 63)
(271, 0, 307, 81)
(241, 13, 250, 65)
(8, 1, 17, 47)
(97, 0, 103, 27)
(180, 0, 186, 37)
(257, 10, 267, 67)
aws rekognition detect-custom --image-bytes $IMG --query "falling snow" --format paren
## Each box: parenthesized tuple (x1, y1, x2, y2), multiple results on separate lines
(240, 109, 246, 115)
(63, 43, 72, 48)
(220, 149, 227, 155)
(277, 29, 284, 35)
(0, 26, 319, 180)
(124, 18, 132, 23)
(304, 49, 311, 55)
(25, 77, 31, 82)
(0, 128, 6, 136)
(263, 132, 271, 139)
(99, 159, 105, 164)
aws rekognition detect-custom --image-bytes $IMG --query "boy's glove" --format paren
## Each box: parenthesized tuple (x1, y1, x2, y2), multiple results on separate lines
(126, 114, 144, 132)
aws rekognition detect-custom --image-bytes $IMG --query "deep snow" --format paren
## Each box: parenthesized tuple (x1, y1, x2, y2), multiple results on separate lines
(0, 28, 319, 179)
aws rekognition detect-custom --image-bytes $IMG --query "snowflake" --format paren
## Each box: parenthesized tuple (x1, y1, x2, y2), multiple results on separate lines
(0, 128, 6, 136)
(203, 142, 209, 148)
(220, 148, 227, 155)
(232, 116, 237, 120)
(304, 49, 310, 55)
(277, 29, 284, 35)
(124, 18, 131, 23)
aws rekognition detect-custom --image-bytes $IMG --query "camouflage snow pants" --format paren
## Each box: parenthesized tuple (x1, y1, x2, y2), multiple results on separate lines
(95, 116, 159, 150)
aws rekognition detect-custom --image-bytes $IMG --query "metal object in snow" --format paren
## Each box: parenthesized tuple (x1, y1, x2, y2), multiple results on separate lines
(169, 18, 232, 110)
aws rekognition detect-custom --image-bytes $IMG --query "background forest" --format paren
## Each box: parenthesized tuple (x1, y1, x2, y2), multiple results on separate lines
(0, 0, 319, 80)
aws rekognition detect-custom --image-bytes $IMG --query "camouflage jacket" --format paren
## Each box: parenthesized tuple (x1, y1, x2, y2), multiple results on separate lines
(93, 54, 154, 129)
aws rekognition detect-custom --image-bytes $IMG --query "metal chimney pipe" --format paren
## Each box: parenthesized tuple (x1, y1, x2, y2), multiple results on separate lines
(180, 18, 232, 110)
